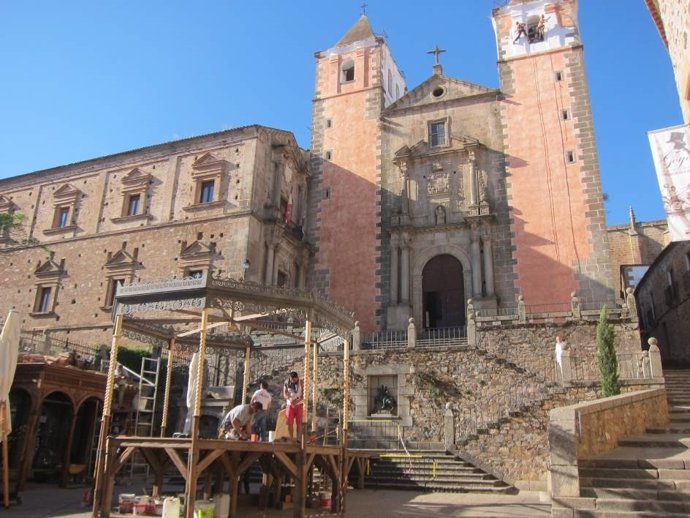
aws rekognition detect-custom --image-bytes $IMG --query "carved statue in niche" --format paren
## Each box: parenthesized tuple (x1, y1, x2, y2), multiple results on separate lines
(435, 205, 446, 225)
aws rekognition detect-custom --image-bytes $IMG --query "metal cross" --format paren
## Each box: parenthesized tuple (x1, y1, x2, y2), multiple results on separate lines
(427, 46, 447, 66)
(360, 2, 368, 15)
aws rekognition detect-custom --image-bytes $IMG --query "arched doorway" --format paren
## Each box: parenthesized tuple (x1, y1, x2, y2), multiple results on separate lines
(422, 254, 465, 329)
(7, 389, 31, 470)
(32, 392, 72, 482)
(72, 397, 102, 479)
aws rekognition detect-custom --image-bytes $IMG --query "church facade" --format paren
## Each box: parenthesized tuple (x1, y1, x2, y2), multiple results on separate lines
(0, 0, 615, 343)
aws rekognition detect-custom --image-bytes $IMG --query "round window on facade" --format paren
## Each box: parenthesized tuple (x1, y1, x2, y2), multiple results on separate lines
(432, 87, 445, 98)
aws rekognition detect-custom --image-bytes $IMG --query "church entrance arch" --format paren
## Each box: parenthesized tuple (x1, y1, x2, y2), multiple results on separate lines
(422, 254, 465, 329)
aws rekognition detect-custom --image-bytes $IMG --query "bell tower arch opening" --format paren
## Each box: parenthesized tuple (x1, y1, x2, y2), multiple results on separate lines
(422, 254, 465, 329)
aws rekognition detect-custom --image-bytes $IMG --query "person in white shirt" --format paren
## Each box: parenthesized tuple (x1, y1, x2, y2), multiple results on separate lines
(251, 381, 272, 441)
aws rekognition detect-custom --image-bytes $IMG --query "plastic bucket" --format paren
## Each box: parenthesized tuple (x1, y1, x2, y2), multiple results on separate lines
(162, 497, 180, 518)
(133, 496, 150, 515)
(194, 500, 215, 518)
(118, 493, 135, 514)
(320, 492, 331, 509)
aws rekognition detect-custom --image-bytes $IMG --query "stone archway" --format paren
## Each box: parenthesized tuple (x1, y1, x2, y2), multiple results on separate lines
(422, 254, 465, 329)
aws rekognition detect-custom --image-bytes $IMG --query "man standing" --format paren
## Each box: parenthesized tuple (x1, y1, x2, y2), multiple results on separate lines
(283, 371, 303, 441)
(219, 401, 262, 440)
(251, 381, 272, 441)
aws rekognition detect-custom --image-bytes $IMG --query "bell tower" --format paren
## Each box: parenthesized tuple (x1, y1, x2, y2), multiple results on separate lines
(493, 0, 614, 307)
(307, 15, 405, 333)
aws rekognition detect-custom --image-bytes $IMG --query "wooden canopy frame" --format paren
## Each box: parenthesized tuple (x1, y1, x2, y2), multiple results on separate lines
(91, 274, 359, 518)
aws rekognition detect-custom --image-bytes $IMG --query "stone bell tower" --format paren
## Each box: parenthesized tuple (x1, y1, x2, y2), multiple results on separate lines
(307, 15, 405, 333)
(492, 0, 614, 307)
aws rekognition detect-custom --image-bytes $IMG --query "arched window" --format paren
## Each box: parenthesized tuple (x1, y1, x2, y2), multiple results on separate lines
(341, 58, 355, 83)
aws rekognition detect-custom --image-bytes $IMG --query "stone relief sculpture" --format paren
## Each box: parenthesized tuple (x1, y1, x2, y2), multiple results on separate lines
(427, 172, 449, 195)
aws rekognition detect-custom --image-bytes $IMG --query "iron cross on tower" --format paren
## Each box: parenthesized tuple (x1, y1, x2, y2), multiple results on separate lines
(427, 46, 446, 65)
(360, 2, 367, 15)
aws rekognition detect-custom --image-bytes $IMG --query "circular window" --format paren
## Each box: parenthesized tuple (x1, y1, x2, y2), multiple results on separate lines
(432, 87, 445, 98)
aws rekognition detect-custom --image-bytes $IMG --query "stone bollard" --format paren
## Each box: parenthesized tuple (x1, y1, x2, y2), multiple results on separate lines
(648, 337, 663, 378)
(443, 403, 455, 451)
(407, 318, 417, 348)
(352, 321, 361, 351)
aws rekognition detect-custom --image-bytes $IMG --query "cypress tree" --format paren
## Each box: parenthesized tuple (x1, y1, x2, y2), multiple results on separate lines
(596, 305, 620, 397)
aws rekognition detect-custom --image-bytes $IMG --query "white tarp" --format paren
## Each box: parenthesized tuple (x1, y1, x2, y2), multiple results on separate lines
(648, 124, 690, 241)
(0, 310, 20, 440)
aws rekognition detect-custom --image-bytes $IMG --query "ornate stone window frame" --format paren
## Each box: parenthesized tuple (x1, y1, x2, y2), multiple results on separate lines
(44, 184, 80, 235)
(112, 167, 152, 223)
(184, 153, 227, 212)
(178, 239, 218, 279)
(102, 247, 138, 311)
(31, 256, 65, 317)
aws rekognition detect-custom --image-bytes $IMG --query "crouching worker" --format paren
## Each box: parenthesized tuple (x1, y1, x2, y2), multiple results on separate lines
(219, 401, 263, 440)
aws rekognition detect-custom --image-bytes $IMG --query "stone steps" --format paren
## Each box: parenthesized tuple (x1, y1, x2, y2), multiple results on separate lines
(362, 450, 515, 494)
(566, 370, 690, 517)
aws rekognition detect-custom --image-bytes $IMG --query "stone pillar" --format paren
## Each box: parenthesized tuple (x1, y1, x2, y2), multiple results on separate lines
(400, 235, 410, 303)
(626, 288, 638, 322)
(571, 292, 581, 320)
(265, 244, 275, 286)
(517, 295, 526, 322)
(468, 149, 478, 213)
(352, 322, 361, 352)
(470, 225, 482, 297)
(648, 337, 663, 378)
(400, 162, 410, 216)
(390, 238, 399, 305)
(407, 318, 416, 348)
(443, 403, 455, 451)
(466, 299, 476, 346)
(482, 233, 494, 297)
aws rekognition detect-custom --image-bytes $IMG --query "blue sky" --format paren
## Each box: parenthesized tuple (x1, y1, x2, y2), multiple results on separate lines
(0, 1, 681, 225)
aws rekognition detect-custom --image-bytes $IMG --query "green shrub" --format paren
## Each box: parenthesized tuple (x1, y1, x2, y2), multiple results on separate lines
(596, 305, 620, 397)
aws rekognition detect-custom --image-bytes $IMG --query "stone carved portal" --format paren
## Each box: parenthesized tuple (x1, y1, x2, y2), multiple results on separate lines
(422, 254, 465, 329)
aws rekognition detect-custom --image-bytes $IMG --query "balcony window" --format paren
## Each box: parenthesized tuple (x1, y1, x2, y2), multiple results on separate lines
(199, 180, 215, 204)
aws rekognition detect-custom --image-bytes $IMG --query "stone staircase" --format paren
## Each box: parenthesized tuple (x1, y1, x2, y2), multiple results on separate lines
(557, 370, 690, 517)
(360, 450, 516, 494)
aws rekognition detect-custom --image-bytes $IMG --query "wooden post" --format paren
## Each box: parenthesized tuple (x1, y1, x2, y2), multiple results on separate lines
(303, 318, 312, 431)
(160, 338, 175, 437)
(242, 343, 251, 403)
(341, 338, 350, 514)
(1, 402, 9, 508)
(92, 314, 123, 518)
(186, 308, 209, 518)
(311, 340, 319, 435)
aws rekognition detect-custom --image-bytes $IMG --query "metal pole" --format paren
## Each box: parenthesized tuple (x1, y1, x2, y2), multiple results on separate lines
(303, 318, 312, 434)
(341, 338, 350, 515)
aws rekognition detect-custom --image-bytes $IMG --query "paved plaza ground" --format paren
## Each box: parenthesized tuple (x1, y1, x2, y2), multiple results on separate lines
(1, 483, 551, 518)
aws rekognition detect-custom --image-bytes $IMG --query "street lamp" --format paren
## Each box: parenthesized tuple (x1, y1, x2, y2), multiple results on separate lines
(242, 259, 250, 280)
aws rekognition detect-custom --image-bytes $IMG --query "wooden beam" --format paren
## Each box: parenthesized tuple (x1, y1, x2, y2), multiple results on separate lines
(236, 452, 262, 475)
(195, 449, 224, 475)
(164, 448, 188, 480)
(273, 451, 297, 478)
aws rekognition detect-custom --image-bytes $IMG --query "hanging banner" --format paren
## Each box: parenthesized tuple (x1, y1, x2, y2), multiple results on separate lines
(648, 124, 690, 241)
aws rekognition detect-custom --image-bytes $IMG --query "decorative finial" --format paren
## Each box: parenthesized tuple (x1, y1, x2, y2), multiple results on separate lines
(360, 2, 368, 15)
